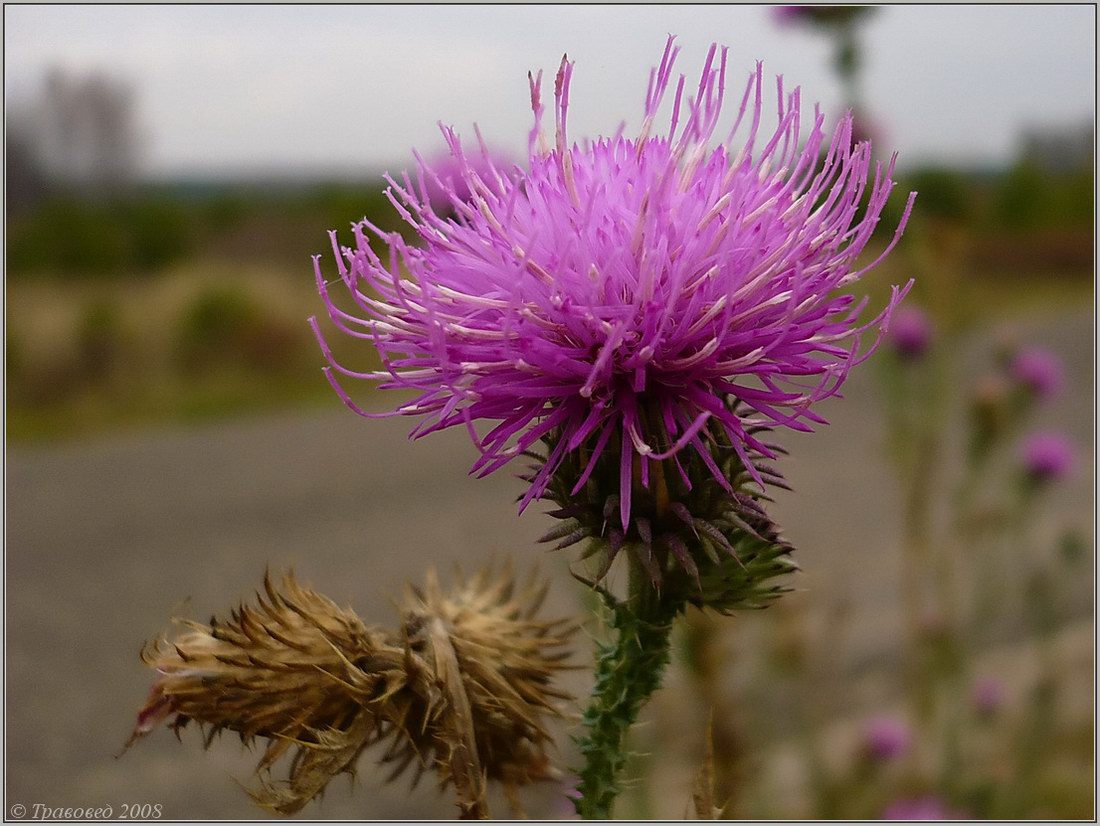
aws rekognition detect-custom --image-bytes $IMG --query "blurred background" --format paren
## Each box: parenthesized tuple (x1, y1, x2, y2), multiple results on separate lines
(5, 4, 1094, 820)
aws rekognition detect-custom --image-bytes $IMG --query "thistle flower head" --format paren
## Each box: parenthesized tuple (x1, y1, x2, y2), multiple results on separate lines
(1009, 346, 1064, 400)
(312, 37, 914, 531)
(1020, 430, 1076, 483)
(860, 715, 911, 762)
(421, 148, 514, 213)
(126, 567, 574, 817)
(888, 305, 932, 359)
(881, 796, 965, 820)
(971, 676, 1005, 717)
(772, 5, 875, 28)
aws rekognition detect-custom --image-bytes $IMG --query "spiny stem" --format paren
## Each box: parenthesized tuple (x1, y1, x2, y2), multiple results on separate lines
(574, 560, 680, 819)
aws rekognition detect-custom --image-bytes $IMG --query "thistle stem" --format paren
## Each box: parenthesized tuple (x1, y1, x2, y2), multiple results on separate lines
(574, 561, 679, 819)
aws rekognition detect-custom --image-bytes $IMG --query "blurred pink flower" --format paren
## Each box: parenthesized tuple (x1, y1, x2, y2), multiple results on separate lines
(420, 147, 516, 213)
(1020, 431, 1076, 483)
(888, 305, 933, 359)
(862, 715, 911, 761)
(971, 676, 1005, 716)
(850, 108, 885, 148)
(882, 796, 965, 820)
(1010, 346, 1064, 400)
(550, 776, 582, 820)
(771, 5, 811, 27)
(771, 5, 877, 29)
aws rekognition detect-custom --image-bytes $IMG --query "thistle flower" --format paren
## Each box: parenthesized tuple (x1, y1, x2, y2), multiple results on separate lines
(421, 148, 514, 214)
(880, 796, 965, 820)
(126, 567, 574, 817)
(312, 37, 915, 534)
(888, 305, 932, 359)
(771, 6, 810, 27)
(1009, 346, 1064, 400)
(1020, 431, 1076, 483)
(971, 676, 1005, 717)
(860, 715, 911, 762)
(771, 6, 876, 29)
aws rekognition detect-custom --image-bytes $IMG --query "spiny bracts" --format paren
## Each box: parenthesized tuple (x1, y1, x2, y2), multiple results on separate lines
(534, 401, 797, 613)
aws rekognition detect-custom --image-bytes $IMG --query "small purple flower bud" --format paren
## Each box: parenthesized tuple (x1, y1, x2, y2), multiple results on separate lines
(1010, 347, 1064, 400)
(888, 305, 933, 359)
(1020, 431, 1076, 483)
(971, 676, 1005, 717)
(881, 796, 964, 820)
(861, 715, 911, 761)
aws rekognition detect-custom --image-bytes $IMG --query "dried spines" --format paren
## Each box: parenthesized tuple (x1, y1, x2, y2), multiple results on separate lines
(132, 572, 392, 762)
(128, 566, 575, 817)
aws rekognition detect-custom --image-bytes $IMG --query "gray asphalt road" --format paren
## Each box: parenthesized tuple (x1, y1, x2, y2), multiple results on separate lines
(6, 309, 1092, 820)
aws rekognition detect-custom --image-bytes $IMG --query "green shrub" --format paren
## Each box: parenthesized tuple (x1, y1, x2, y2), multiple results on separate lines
(905, 168, 972, 222)
(6, 194, 195, 277)
(76, 298, 129, 380)
(176, 286, 262, 370)
(175, 286, 306, 374)
(125, 199, 193, 270)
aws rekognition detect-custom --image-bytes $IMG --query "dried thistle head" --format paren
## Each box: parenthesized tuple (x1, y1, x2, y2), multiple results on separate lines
(392, 566, 577, 804)
(125, 565, 575, 818)
(126, 571, 403, 813)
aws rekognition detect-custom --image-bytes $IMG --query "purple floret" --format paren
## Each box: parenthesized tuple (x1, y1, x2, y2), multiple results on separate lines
(312, 37, 915, 527)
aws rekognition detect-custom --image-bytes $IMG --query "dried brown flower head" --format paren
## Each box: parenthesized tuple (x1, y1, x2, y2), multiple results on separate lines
(125, 565, 575, 818)
(392, 567, 577, 812)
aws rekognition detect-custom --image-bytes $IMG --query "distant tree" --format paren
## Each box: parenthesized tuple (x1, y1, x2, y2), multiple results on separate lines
(16, 68, 142, 197)
(5, 110, 50, 216)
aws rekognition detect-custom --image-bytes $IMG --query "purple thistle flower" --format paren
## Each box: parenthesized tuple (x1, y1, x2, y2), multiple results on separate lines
(881, 796, 965, 820)
(771, 6, 812, 27)
(888, 305, 932, 359)
(421, 148, 514, 213)
(1009, 346, 1064, 400)
(861, 715, 911, 761)
(850, 108, 884, 148)
(971, 676, 1005, 716)
(312, 37, 915, 528)
(772, 6, 877, 29)
(1020, 431, 1076, 483)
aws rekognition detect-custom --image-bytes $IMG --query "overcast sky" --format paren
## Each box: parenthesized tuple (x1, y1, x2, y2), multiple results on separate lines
(5, 4, 1096, 178)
